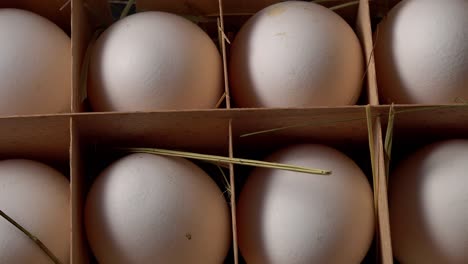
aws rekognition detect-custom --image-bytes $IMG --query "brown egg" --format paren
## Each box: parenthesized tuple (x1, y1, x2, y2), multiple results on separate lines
(0, 9, 71, 115)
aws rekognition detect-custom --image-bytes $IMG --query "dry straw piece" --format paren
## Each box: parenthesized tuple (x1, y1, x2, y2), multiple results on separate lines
(119, 0, 135, 19)
(217, 165, 232, 202)
(115, 147, 331, 175)
(0, 209, 62, 264)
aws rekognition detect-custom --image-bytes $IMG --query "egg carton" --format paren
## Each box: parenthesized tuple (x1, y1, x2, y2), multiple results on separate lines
(1, 0, 467, 264)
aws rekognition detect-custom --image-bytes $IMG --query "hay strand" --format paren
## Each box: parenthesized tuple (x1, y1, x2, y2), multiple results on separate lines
(365, 105, 379, 212)
(0, 209, 62, 264)
(240, 115, 374, 138)
(59, 0, 71, 11)
(215, 92, 227, 108)
(217, 165, 232, 202)
(116, 147, 331, 175)
(329, 1, 360, 11)
(120, 0, 135, 19)
(383, 103, 395, 182)
(79, 28, 104, 103)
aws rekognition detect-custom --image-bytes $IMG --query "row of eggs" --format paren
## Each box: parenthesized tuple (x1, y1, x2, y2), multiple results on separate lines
(0, 0, 467, 115)
(1, 140, 468, 263)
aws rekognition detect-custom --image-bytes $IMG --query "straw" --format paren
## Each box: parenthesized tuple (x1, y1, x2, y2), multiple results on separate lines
(115, 147, 331, 175)
(215, 92, 227, 108)
(329, 1, 360, 11)
(217, 165, 232, 202)
(366, 104, 382, 264)
(365, 106, 379, 213)
(59, 0, 71, 11)
(79, 28, 104, 103)
(0, 209, 62, 264)
(240, 115, 378, 138)
(120, 0, 135, 19)
(383, 103, 395, 183)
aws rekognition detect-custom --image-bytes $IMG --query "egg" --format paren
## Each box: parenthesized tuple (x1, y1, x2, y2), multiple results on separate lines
(0, 159, 70, 264)
(88, 12, 223, 111)
(237, 144, 374, 264)
(375, 0, 468, 104)
(229, 1, 364, 108)
(0, 9, 71, 115)
(389, 140, 468, 263)
(85, 153, 231, 263)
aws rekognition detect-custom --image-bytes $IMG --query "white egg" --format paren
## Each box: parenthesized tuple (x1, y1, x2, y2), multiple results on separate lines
(237, 144, 374, 264)
(0, 9, 71, 115)
(85, 153, 231, 263)
(375, 0, 468, 104)
(88, 12, 223, 111)
(0, 159, 70, 264)
(390, 140, 468, 263)
(229, 1, 364, 107)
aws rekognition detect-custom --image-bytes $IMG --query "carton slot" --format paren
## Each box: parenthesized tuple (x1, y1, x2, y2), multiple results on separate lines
(369, 0, 466, 107)
(0, 115, 70, 260)
(379, 105, 468, 264)
(71, 112, 233, 263)
(73, 0, 228, 112)
(219, 0, 376, 107)
(230, 109, 377, 263)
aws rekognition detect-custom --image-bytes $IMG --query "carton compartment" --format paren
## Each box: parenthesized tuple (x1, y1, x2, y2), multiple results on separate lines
(379, 105, 468, 264)
(219, 0, 374, 107)
(230, 107, 377, 263)
(73, 0, 228, 112)
(71, 112, 234, 263)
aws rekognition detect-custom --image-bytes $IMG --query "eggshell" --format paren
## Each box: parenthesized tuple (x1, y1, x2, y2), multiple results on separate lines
(88, 12, 223, 111)
(229, 1, 364, 107)
(237, 144, 374, 264)
(0, 9, 71, 115)
(0, 159, 70, 264)
(390, 139, 468, 264)
(85, 153, 231, 263)
(375, 0, 468, 104)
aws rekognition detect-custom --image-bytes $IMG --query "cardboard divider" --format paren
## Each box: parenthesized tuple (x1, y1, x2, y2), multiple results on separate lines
(70, 117, 89, 264)
(358, 0, 393, 260)
(72, 0, 92, 113)
(368, 113, 393, 264)
(0, 115, 70, 165)
(356, 0, 379, 105)
(228, 120, 238, 264)
(72, 0, 112, 113)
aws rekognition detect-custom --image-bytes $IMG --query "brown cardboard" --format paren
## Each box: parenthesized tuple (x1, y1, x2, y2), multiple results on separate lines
(0, 0, 404, 263)
(0, 115, 70, 163)
(71, 117, 90, 264)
